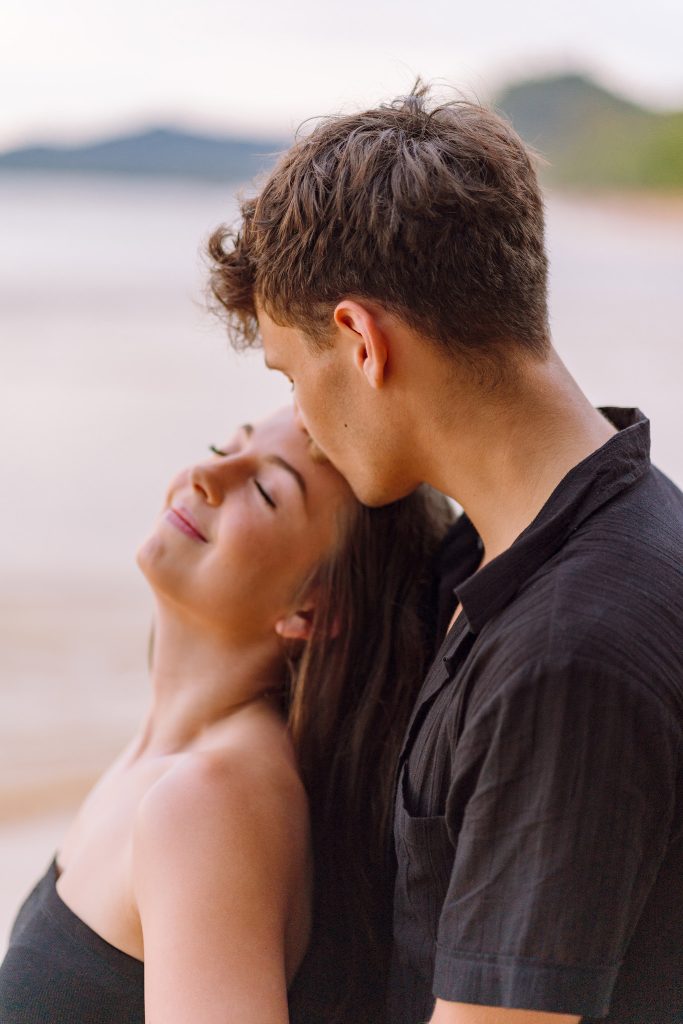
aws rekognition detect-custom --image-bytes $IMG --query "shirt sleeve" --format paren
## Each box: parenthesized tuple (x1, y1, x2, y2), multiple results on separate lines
(433, 656, 680, 1018)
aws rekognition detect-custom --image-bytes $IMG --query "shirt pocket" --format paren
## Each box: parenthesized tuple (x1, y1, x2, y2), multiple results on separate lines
(395, 768, 454, 952)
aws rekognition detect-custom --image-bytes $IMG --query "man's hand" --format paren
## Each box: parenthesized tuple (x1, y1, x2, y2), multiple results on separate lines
(430, 999, 580, 1024)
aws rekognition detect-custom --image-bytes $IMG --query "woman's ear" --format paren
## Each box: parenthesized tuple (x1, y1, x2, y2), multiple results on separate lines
(274, 604, 341, 641)
(275, 608, 315, 642)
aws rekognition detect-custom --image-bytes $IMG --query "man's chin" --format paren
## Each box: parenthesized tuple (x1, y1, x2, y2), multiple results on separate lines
(306, 435, 332, 465)
(354, 480, 421, 509)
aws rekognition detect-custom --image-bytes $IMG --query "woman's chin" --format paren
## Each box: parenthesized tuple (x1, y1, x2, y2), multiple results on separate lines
(135, 533, 168, 587)
(135, 540, 204, 620)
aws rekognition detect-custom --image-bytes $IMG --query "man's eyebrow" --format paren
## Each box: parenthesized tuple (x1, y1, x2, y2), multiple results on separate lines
(265, 455, 308, 502)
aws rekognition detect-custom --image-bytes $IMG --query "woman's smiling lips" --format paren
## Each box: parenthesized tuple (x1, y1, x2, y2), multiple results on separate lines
(164, 506, 208, 542)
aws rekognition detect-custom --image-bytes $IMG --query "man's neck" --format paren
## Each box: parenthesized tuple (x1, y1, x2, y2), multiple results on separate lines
(419, 348, 617, 563)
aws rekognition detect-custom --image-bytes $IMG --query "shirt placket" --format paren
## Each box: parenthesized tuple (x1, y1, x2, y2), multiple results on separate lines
(395, 618, 477, 794)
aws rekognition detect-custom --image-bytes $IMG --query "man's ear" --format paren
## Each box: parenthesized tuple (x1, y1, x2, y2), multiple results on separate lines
(275, 608, 315, 642)
(333, 300, 388, 390)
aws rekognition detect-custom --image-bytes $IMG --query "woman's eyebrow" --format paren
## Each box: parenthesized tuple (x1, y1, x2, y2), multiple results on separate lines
(265, 455, 308, 503)
(236, 423, 307, 503)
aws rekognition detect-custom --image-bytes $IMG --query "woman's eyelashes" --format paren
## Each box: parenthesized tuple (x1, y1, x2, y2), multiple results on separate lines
(208, 444, 277, 511)
(254, 480, 277, 509)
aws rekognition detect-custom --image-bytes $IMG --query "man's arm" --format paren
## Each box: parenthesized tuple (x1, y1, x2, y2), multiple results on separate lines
(430, 999, 579, 1024)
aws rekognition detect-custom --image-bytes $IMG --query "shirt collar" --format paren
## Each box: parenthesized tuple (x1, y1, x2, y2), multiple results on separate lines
(447, 407, 651, 640)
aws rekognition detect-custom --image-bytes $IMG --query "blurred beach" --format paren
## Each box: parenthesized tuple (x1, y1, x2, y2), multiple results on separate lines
(1, 172, 682, 950)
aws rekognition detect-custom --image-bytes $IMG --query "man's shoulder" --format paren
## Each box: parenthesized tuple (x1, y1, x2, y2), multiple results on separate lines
(437, 462, 683, 596)
(592, 462, 683, 551)
(548, 462, 681, 606)
(513, 461, 681, 617)
(465, 466, 683, 717)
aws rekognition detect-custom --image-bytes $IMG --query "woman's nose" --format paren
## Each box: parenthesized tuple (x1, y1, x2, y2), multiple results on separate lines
(190, 454, 248, 506)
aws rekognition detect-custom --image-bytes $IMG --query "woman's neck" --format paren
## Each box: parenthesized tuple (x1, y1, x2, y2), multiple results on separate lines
(129, 601, 285, 761)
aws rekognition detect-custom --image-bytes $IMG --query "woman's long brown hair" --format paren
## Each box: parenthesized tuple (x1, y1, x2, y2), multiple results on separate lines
(286, 486, 454, 1022)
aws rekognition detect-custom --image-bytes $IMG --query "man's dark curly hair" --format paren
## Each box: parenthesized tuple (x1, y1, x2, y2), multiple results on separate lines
(207, 77, 550, 373)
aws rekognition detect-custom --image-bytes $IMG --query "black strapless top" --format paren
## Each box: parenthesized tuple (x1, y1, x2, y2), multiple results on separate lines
(0, 857, 144, 1023)
(0, 856, 348, 1023)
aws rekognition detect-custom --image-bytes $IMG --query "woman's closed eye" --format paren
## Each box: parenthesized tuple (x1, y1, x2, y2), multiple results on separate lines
(254, 480, 277, 509)
(209, 444, 277, 510)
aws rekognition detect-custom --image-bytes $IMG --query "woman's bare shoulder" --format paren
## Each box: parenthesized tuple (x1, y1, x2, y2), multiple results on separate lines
(134, 705, 309, 877)
(132, 709, 312, 1017)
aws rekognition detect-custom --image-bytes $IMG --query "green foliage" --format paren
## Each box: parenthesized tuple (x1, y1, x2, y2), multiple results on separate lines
(497, 74, 683, 191)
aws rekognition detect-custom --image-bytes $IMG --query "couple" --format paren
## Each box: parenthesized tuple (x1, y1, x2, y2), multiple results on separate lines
(1, 84, 682, 1024)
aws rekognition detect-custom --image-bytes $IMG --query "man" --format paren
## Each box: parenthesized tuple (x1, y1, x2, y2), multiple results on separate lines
(207, 83, 683, 1023)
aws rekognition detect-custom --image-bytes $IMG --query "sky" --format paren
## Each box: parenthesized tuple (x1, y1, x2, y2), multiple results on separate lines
(2, 0, 682, 149)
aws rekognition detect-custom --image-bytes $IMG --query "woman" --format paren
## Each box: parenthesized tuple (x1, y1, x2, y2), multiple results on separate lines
(0, 406, 452, 1023)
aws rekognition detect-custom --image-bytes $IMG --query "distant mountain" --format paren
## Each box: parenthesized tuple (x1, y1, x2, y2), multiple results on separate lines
(0, 127, 287, 181)
(496, 73, 683, 189)
(2, 78, 682, 190)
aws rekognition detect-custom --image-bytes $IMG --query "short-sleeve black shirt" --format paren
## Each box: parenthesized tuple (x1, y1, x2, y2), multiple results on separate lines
(389, 408, 683, 1023)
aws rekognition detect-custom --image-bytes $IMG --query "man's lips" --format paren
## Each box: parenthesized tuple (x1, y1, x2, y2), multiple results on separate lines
(164, 506, 208, 542)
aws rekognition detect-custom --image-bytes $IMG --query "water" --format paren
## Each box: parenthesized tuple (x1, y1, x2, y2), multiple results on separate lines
(0, 173, 293, 581)
(545, 192, 683, 482)
(1, 180, 681, 585)
(1, 172, 682, 944)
